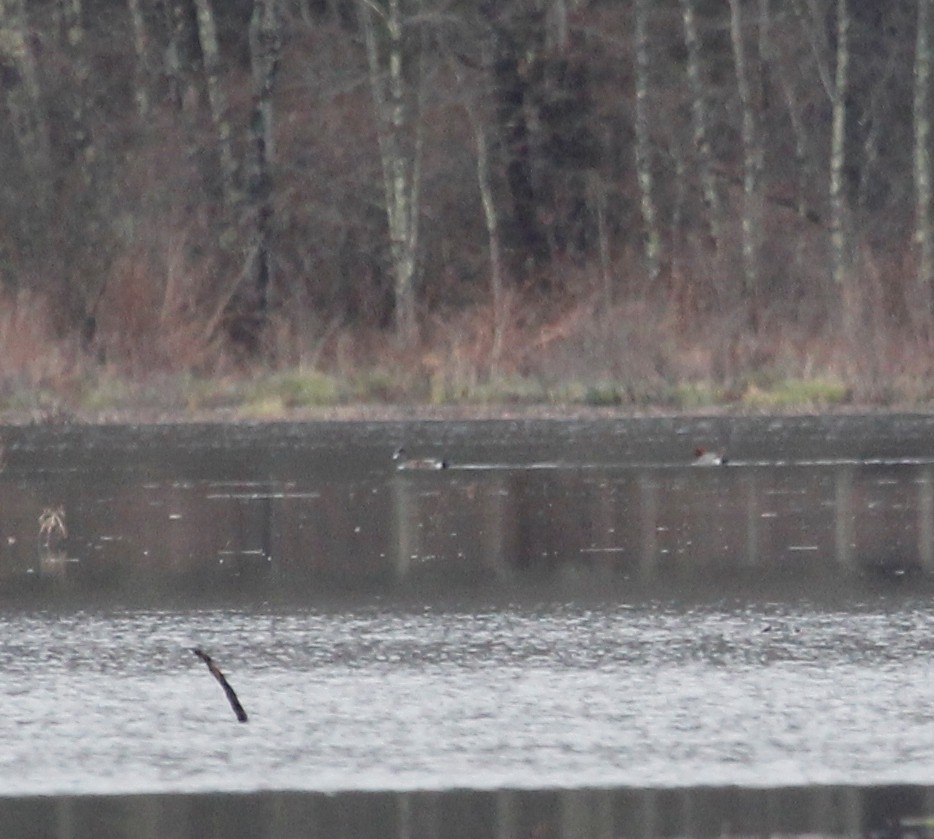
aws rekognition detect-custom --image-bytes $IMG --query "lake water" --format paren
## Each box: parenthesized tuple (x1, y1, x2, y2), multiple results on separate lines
(3, 413, 934, 837)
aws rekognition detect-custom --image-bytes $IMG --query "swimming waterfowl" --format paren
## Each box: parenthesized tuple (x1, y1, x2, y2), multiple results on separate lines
(393, 447, 448, 470)
(693, 447, 728, 466)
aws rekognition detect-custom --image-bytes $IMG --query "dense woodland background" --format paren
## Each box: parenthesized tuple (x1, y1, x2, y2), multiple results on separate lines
(1, 0, 934, 409)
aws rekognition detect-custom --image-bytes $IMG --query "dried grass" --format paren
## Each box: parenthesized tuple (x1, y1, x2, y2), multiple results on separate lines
(0, 288, 79, 383)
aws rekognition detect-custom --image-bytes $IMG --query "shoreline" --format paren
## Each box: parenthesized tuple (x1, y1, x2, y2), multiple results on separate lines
(4, 400, 934, 428)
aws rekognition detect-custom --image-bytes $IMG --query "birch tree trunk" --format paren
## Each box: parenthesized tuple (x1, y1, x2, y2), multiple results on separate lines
(829, 0, 850, 293)
(450, 49, 505, 373)
(759, 0, 813, 281)
(679, 0, 721, 251)
(633, 0, 660, 285)
(729, 0, 763, 326)
(487, 17, 548, 270)
(0, 0, 51, 193)
(760, 0, 810, 222)
(590, 169, 612, 314)
(545, 0, 568, 53)
(474, 115, 505, 373)
(126, 0, 150, 119)
(914, 0, 933, 314)
(193, 0, 239, 208)
(157, 0, 186, 111)
(231, 0, 281, 349)
(58, 0, 93, 180)
(358, 0, 424, 347)
(791, 0, 834, 102)
(153, 0, 208, 187)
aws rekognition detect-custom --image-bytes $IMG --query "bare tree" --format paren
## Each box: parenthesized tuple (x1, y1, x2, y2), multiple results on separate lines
(126, 0, 151, 119)
(448, 41, 506, 372)
(545, 0, 568, 53)
(228, 0, 282, 351)
(58, 0, 93, 180)
(156, 0, 188, 111)
(193, 0, 239, 208)
(729, 0, 763, 326)
(679, 0, 721, 251)
(915, 0, 933, 314)
(357, 0, 425, 347)
(633, 0, 660, 285)
(829, 0, 850, 295)
(760, 0, 812, 228)
(0, 0, 50, 193)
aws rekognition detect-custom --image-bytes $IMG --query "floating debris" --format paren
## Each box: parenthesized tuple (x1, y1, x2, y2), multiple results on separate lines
(191, 648, 249, 723)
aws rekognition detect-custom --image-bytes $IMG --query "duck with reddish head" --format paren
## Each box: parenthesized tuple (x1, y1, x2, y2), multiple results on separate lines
(693, 447, 728, 466)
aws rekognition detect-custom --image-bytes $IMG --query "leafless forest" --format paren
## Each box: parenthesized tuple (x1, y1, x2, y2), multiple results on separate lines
(1, 0, 933, 408)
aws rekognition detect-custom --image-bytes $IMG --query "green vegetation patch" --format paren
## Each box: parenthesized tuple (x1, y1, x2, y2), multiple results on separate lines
(247, 370, 342, 409)
(465, 375, 549, 404)
(741, 377, 850, 409)
(670, 381, 726, 410)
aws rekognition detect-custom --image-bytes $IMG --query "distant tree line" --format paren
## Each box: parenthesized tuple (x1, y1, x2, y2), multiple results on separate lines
(0, 0, 931, 374)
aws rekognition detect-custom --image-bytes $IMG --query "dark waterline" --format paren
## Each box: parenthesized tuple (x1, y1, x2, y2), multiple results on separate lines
(3, 784, 931, 839)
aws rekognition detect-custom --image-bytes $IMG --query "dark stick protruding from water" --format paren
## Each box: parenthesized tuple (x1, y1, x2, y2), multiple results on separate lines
(191, 647, 249, 723)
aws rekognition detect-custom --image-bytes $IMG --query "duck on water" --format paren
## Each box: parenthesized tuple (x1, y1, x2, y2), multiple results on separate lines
(693, 447, 728, 466)
(393, 447, 448, 470)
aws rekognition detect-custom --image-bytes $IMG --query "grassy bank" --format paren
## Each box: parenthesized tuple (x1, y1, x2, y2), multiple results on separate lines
(0, 354, 922, 426)
(2, 283, 933, 424)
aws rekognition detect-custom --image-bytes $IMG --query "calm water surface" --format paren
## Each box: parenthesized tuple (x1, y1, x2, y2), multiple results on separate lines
(3, 415, 934, 836)
(2, 598, 934, 796)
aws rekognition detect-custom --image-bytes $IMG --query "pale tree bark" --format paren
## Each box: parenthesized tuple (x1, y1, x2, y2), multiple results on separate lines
(156, 0, 187, 111)
(57, 0, 102, 342)
(590, 169, 612, 314)
(790, 0, 834, 102)
(230, 0, 281, 350)
(153, 0, 206, 181)
(249, 0, 279, 164)
(829, 0, 850, 293)
(760, 0, 811, 224)
(193, 0, 239, 208)
(633, 0, 660, 285)
(856, 50, 898, 213)
(474, 111, 505, 372)
(759, 0, 814, 282)
(545, 0, 568, 53)
(126, 0, 150, 119)
(358, 0, 425, 347)
(58, 0, 93, 180)
(914, 0, 933, 314)
(670, 140, 686, 238)
(449, 47, 505, 372)
(728, 0, 763, 326)
(0, 0, 51, 192)
(678, 0, 721, 251)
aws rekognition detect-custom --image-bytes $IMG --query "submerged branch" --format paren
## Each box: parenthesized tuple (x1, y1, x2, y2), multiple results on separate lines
(191, 647, 249, 723)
